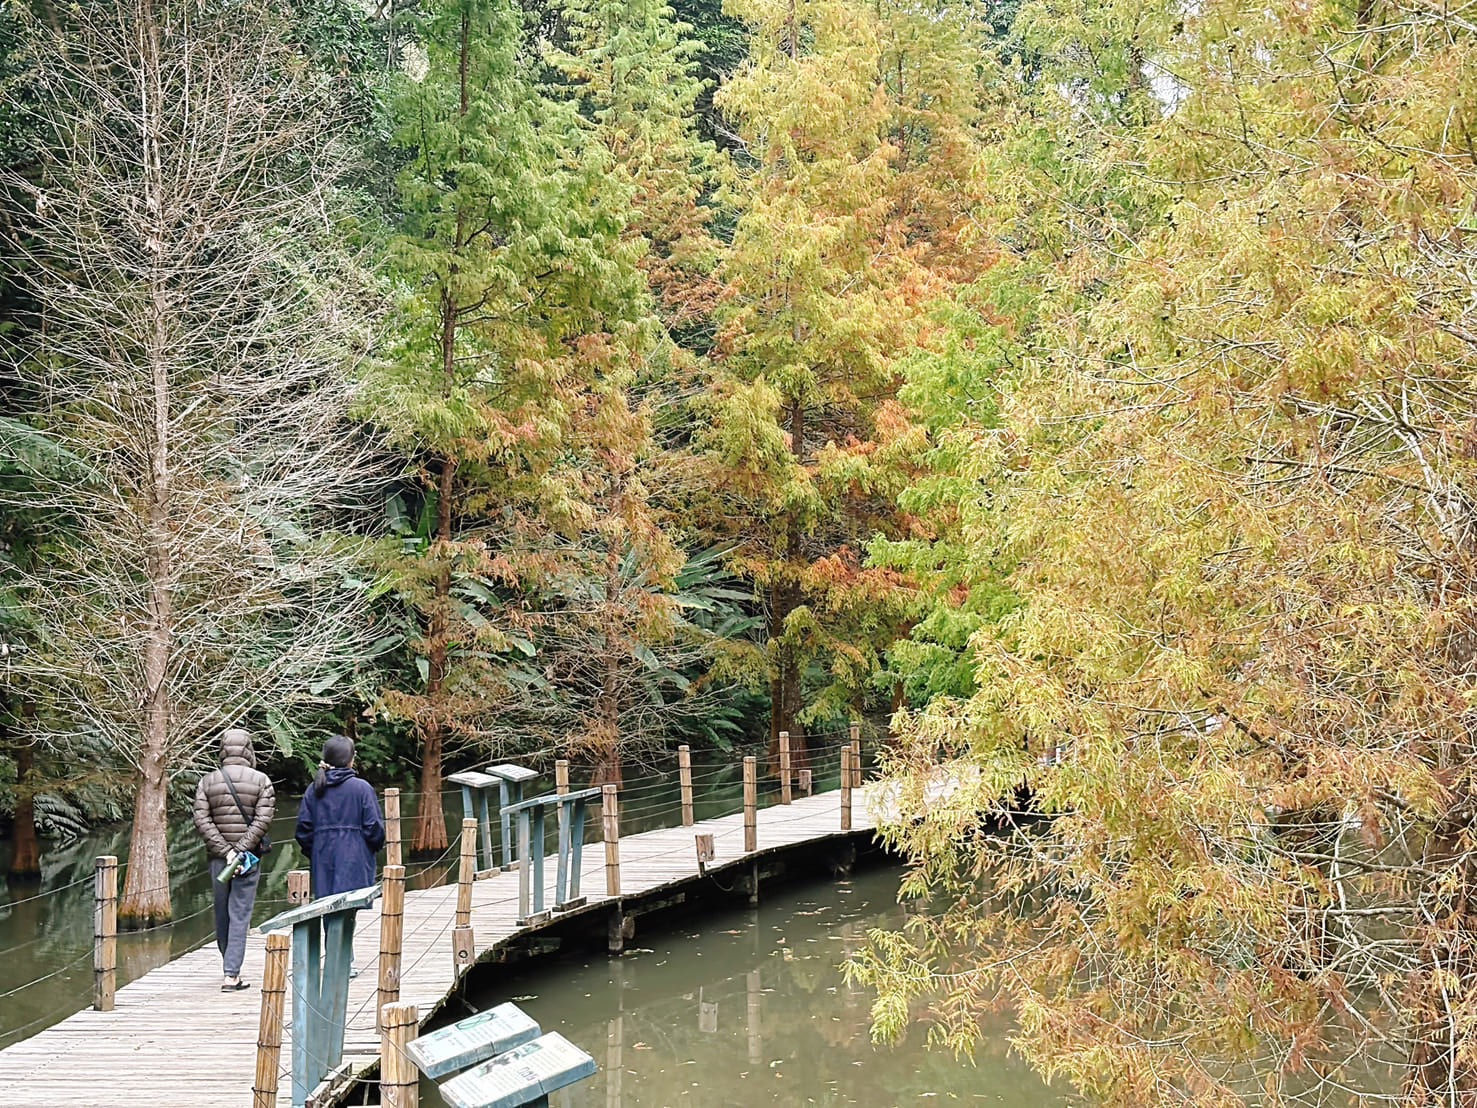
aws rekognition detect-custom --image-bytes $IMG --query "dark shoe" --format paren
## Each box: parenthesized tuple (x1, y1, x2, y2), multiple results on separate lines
(221, 981, 252, 992)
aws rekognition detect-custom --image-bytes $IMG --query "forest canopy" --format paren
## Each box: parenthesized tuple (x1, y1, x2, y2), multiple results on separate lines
(5, 0, 1477, 1103)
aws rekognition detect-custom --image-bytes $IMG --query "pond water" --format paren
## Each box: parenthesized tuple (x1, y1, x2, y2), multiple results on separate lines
(440, 865, 1068, 1108)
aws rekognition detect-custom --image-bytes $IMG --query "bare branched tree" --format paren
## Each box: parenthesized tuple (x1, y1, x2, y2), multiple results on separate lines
(1, 0, 379, 924)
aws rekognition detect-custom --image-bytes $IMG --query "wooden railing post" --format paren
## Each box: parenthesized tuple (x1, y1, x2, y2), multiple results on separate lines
(378, 864, 405, 1033)
(678, 745, 694, 827)
(384, 787, 402, 868)
(252, 930, 290, 1108)
(602, 784, 621, 897)
(743, 756, 757, 853)
(453, 817, 476, 972)
(555, 759, 570, 796)
(380, 1001, 420, 1108)
(779, 730, 792, 805)
(840, 747, 853, 831)
(287, 869, 311, 905)
(93, 854, 117, 1012)
(850, 722, 861, 788)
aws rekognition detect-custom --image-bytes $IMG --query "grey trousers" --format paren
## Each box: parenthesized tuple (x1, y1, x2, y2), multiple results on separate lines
(208, 856, 261, 978)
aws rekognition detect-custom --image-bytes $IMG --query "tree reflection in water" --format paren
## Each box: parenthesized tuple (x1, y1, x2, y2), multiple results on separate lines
(453, 867, 1070, 1107)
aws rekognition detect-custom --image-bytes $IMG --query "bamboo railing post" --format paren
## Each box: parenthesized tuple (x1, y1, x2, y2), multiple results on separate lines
(384, 787, 402, 868)
(287, 869, 311, 905)
(380, 1001, 420, 1108)
(602, 785, 621, 897)
(555, 759, 570, 796)
(779, 731, 792, 805)
(840, 747, 853, 831)
(92, 854, 117, 1012)
(678, 745, 694, 827)
(453, 817, 476, 972)
(850, 722, 862, 789)
(743, 756, 757, 853)
(252, 930, 290, 1108)
(378, 864, 406, 1033)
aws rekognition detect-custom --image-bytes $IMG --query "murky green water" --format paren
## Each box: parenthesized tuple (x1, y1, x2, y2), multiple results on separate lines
(445, 866, 1068, 1108)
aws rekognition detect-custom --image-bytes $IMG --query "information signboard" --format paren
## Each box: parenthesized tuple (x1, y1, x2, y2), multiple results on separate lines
(438, 1032, 597, 1108)
(406, 1003, 542, 1079)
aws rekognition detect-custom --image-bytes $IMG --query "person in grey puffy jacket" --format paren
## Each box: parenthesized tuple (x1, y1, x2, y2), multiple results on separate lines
(193, 727, 275, 991)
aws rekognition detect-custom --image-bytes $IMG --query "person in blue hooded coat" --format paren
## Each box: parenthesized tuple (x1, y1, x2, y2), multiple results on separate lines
(295, 734, 385, 897)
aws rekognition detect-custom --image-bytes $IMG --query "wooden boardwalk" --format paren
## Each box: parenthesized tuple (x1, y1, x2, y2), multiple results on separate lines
(0, 782, 881, 1107)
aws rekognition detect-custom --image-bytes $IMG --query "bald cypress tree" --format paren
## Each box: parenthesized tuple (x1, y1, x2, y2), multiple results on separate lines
(371, 0, 645, 849)
(706, 0, 993, 764)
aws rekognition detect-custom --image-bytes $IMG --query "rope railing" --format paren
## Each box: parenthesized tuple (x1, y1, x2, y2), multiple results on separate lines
(3, 729, 876, 1105)
(338, 762, 868, 1037)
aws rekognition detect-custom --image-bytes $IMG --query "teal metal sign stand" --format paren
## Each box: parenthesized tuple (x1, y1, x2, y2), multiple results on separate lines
(258, 884, 380, 1108)
(447, 770, 501, 874)
(485, 764, 540, 870)
(500, 787, 599, 924)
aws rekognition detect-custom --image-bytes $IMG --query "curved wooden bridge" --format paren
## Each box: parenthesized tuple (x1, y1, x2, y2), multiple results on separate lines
(0, 757, 885, 1108)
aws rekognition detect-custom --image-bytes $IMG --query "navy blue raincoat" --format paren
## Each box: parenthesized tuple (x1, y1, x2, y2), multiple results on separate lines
(294, 768, 386, 897)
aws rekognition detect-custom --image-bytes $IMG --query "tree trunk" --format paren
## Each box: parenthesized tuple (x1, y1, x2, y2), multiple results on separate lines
(122, 423, 176, 924)
(119, 745, 171, 927)
(767, 391, 810, 773)
(1405, 803, 1477, 1104)
(413, 721, 446, 855)
(119, 0, 174, 927)
(6, 720, 40, 879)
(590, 745, 623, 788)
(412, 17, 474, 858)
(591, 541, 624, 788)
(123, 486, 174, 924)
(767, 582, 810, 773)
(413, 449, 456, 857)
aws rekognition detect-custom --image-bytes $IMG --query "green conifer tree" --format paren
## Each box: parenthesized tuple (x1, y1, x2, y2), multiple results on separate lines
(371, 0, 643, 850)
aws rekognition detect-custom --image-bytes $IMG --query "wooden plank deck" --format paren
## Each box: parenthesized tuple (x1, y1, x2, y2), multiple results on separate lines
(0, 782, 880, 1107)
